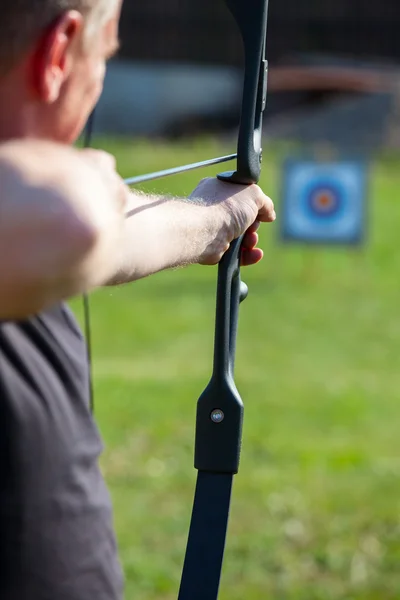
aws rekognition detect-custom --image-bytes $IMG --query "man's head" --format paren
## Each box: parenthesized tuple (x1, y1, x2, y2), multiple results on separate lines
(0, 0, 122, 143)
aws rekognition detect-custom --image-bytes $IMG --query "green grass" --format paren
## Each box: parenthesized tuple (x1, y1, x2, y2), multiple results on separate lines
(71, 137, 400, 599)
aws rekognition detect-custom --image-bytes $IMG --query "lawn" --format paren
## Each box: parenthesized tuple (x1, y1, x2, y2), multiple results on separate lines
(71, 137, 400, 600)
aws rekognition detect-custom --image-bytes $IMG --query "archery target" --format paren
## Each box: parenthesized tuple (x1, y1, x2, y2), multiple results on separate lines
(280, 160, 367, 245)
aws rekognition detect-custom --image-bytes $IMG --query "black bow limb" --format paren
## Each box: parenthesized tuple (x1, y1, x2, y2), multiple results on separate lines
(178, 1, 269, 599)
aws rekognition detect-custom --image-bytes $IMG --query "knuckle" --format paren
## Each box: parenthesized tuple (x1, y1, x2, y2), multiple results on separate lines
(84, 149, 116, 171)
(251, 183, 262, 196)
(102, 152, 117, 169)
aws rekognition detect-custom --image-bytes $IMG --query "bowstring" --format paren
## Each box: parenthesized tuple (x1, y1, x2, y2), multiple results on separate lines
(82, 110, 96, 414)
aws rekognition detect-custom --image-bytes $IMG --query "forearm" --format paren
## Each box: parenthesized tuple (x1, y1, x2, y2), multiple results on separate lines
(108, 190, 226, 285)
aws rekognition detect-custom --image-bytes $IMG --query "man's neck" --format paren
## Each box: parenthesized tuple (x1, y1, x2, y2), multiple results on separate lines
(0, 76, 43, 142)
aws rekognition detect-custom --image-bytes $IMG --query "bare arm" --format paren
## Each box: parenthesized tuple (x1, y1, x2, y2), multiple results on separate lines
(107, 179, 276, 286)
(0, 140, 275, 318)
(107, 191, 225, 284)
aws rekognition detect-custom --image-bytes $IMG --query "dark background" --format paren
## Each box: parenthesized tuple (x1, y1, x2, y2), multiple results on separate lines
(119, 0, 400, 66)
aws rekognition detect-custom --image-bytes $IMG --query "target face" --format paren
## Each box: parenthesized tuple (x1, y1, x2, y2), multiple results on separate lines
(280, 160, 368, 245)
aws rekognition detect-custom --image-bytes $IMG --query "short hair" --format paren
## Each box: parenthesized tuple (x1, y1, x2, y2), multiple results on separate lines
(0, 0, 113, 75)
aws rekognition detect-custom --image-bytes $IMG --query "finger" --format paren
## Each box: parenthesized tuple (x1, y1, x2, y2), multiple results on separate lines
(242, 231, 259, 250)
(256, 195, 276, 223)
(240, 247, 264, 267)
(119, 184, 130, 212)
(81, 149, 117, 171)
(246, 220, 261, 235)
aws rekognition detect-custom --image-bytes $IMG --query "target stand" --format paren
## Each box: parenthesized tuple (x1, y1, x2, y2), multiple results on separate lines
(280, 159, 368, 246)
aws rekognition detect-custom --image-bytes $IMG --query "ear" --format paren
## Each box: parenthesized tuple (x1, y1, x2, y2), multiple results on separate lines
(29, 11, 84, 103)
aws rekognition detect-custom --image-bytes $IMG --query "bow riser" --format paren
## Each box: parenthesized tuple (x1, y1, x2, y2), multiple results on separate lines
(178, 1, 270, 598)
(219, 0, 269, 184)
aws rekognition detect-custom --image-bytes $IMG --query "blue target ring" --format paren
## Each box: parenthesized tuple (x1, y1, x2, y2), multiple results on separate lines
(280, 159, 368, 245)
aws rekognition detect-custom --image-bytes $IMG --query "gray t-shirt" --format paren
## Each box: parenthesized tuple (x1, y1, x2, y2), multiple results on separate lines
(0, 304, 124, 599)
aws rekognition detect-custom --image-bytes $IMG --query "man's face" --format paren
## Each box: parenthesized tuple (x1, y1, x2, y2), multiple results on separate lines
(46, 1, 123, 144)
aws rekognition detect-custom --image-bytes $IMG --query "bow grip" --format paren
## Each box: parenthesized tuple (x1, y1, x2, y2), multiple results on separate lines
(194, 231, 247, 474)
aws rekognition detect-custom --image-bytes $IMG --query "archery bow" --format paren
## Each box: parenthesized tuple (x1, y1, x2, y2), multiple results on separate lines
(84, 0, 269, 596)
(177, 1, 269, 599)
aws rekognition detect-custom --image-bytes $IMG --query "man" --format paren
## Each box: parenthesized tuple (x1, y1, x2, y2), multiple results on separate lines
(0, 1, 275, 599)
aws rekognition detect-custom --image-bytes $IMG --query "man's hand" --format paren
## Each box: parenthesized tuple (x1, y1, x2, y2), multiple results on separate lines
(80, 149, 130, 216)
(189, 177, 276, 266)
